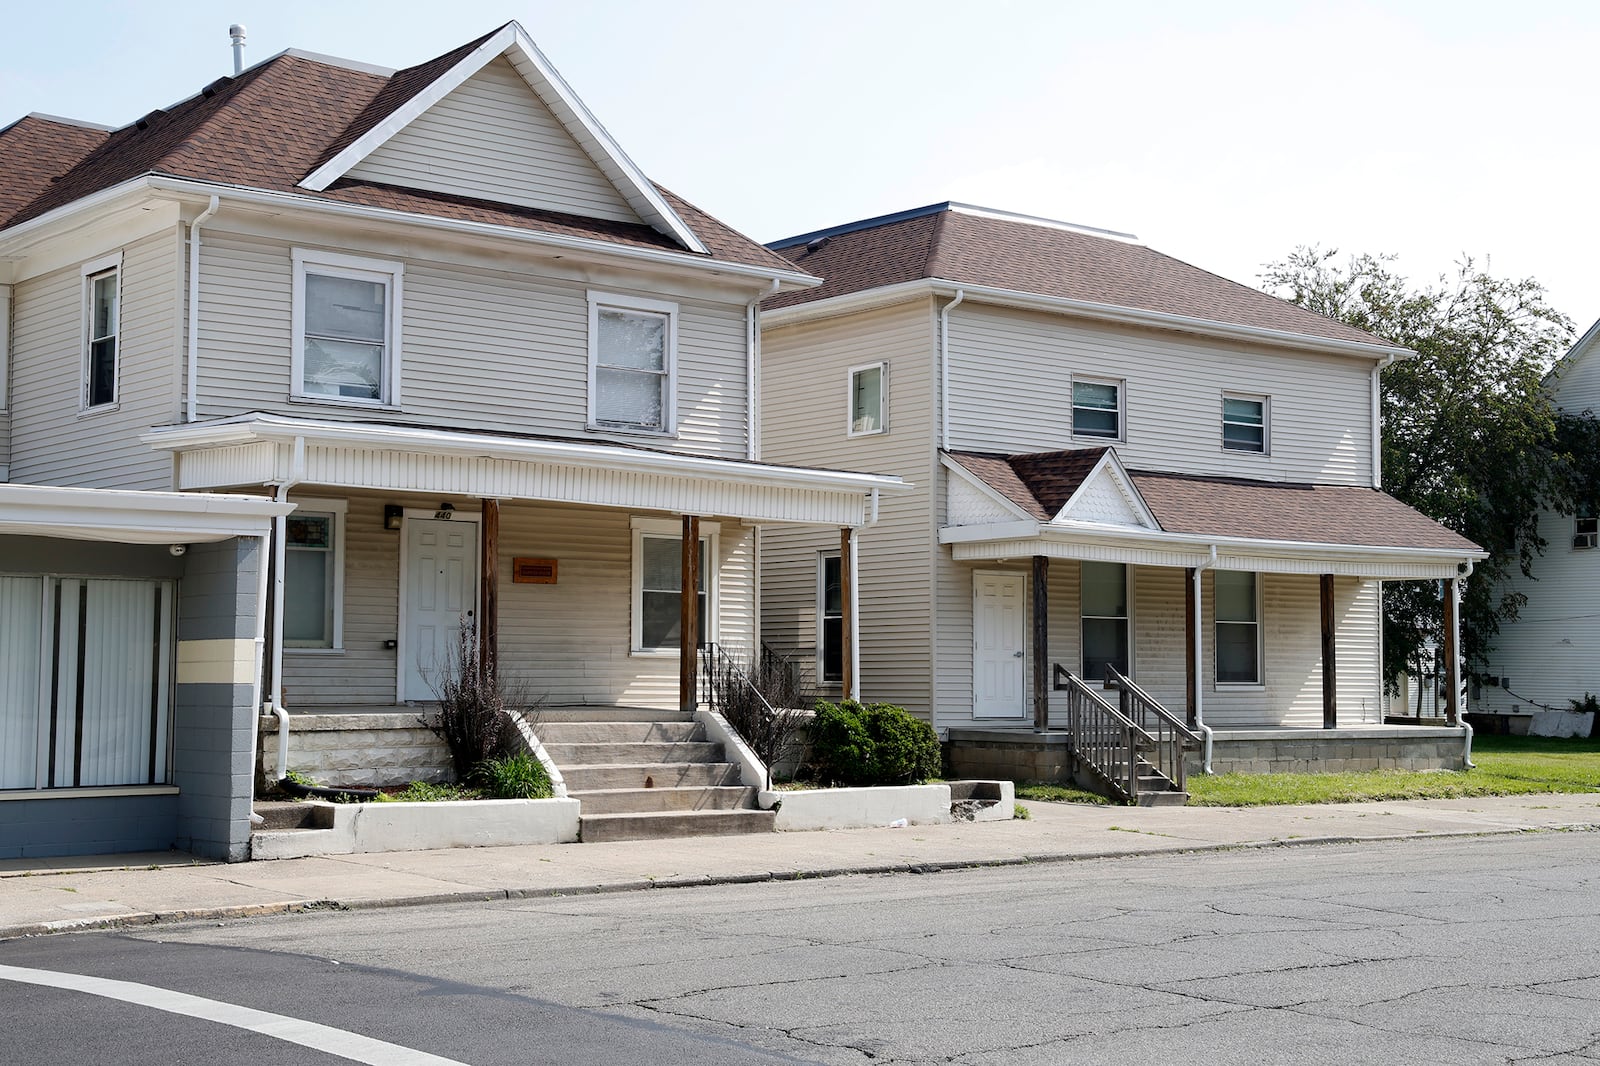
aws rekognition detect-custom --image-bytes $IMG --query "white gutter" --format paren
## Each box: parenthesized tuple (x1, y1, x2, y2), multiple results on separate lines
(184, 196, 220, 422)
(1370, 352, 1398, 488)
(265, 436, 306, 783)
(747, 280, 778, 461)
(1192, 545, 1218, 774)
(939, 289, 966, 450)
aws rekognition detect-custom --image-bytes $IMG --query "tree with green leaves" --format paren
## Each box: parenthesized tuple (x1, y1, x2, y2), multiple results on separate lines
(1261, 247, 1594, 689)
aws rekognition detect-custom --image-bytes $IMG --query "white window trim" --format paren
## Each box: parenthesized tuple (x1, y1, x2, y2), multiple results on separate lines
(1222, 392, 1270, 455)
(291, 248, 404, 409)
(588, 290, 679, 437)
(79, 251, 123, 413)
(629, 516, 719, 655)
(1213, 570, 1264, 688)
(846, 361, 888, 437)
(816, 550, 843, 686)
(1574, 511, 1598, 551)
(1, 283, 13, 416)
(1079, 560, 1133, 680)
(1071, 375, 1124, 442)
(283, 497, 347, 652)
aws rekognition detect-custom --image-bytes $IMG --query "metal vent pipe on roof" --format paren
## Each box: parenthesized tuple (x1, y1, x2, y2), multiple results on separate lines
(229, 24, 247, 75)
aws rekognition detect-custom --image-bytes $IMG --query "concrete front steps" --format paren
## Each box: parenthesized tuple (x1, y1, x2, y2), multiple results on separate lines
(538, 708, 775, 842)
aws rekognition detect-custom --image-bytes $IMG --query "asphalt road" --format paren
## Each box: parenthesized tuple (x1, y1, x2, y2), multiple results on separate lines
(3, 832, 1598, 1064)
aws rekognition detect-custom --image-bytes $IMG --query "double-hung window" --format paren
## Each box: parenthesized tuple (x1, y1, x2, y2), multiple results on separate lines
(631, 518, 716, 653)
(818, 553, 843, 684)
(1072, 378, 1122, 440)
(81, 253, 122, 411)
(848, 363, 886, 435)
(1576, 510, 1599, 550)
(292, 250, 403, 406)
(1222, 394, 1268, 453)
(1080, 561, 1129, 681)
(284, 499, 346, 650)
(590, 292, 677, 434)
(1214, 570, 1261, 684)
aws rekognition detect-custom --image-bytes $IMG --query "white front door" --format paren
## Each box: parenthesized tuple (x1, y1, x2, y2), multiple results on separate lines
(973, 571, 1026, 719)
(402, 516, 479, 702)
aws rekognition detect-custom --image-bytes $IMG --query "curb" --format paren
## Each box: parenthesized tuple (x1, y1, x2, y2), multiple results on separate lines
(5, 821, 1595, 940)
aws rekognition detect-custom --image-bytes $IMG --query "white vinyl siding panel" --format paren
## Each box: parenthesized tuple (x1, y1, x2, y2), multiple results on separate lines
(346, 57, 640, 224)
(9, 228, 181, 488)
(761, 301, 938, 717)
(947, 303, 1374, 485)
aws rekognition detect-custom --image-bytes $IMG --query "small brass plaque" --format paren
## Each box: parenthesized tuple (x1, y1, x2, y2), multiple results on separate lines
(513, 557, 557, 584)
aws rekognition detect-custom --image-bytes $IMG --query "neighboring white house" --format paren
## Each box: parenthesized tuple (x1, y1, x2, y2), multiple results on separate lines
(1474, 317, 1600, 737)
(758, 203, 1485, 782)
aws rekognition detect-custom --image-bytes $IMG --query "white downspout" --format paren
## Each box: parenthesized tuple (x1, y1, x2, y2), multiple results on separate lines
(185, 195, 220, 422)
(939, 289, 966, 451)
(746, 279, 778, 462)
(1370, 352, 1397, 488)
(266, 436, 306, 781)
(1456, 560, 1475, 769)
(1193, 545, 1218, 773)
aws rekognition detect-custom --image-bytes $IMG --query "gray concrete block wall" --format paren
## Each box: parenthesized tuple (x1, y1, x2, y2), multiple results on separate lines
(0, 795, 178, 859)
(1186, 735, 1464, 777)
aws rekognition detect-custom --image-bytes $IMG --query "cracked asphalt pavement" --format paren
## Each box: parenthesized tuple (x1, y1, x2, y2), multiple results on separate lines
(3, 832, 1597, 1064)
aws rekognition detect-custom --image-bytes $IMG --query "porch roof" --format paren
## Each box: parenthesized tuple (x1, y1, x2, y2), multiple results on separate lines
(0, 483, 290, 543)
(142, 413, 907, 527)
(941, 450, 1485, 580)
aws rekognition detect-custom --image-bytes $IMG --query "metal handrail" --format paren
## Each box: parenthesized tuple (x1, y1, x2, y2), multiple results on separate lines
(1104, 666, 1197, 791)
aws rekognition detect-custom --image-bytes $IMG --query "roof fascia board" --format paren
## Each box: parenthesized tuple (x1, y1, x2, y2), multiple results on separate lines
(939, 454, 1036, 521)
(1051, 450, 1161, 529)
(141, 414, 909, 495)
(143, 177, 819, 288)
(0, 485, 290, 542)
(760, 279, 941, 329)
(0, 177, 153, 249)
(1549, 315, 1600, 392)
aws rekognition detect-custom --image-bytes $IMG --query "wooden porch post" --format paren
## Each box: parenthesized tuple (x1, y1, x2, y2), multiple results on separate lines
(1032, 555, 1049, 730)
(679, 514, 700, 714)
(840, 527, 855, 702)
(1443, 577, 1461, 724)
(1184, 567, 1198, 728)
(1320, 573, 1338, 729)
(479, 498, 499, 685)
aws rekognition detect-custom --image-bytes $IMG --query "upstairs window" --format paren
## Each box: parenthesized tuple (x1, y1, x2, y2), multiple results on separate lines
(1222, 394, 1268, 453)
(1072, 379, 1122, 440)
(1214, 570, 1261, 684)
(81, 253, 121, 410)
(590, 292, 677, 434)
(292, 250, 403, 406)
(848, 363, 886, 436)
(1576, 511, 1598, 550)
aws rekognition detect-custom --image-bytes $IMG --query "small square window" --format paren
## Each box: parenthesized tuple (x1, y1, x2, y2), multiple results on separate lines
(590, 292, 678, 435)
(848, 363, 886, 435)
(1223, 395, 1267, 453)
(1072, 379, 1121, 439)
(1575, 512, 1598, 550)
(292, 250, 403, 407)
(81, 253, 121, 410)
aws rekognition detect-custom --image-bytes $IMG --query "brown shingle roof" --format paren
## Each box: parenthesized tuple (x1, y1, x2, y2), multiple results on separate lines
(769, 204, 1388, 347)
(946, 449, 1481, 553)
(0, 32, 785, 272)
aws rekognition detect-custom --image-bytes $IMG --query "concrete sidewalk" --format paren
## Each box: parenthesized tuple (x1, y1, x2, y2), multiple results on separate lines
(4, 792, 1598, 938)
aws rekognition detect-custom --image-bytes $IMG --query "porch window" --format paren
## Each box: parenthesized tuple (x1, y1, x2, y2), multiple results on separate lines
(818, 553, 843, 684)
(631, 519, 717, 653)
(1080, 561, 1129, 681)
(81, 253, 122, 410)
(284, 500, 346, 650)
(848, 363, 886, 435)
(292, 249, 403, 406)
(0, 575, 174, 790)
(1072, 379, 1122, 440)
(1222, 394, 1267, 453)
(1575, 510, 1598, 550)
(590, 292, 677, 434)
(1214, 570, 1261, 684)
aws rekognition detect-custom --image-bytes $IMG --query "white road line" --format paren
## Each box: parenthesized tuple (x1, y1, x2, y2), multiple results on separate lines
(0, 963, 472, 1066)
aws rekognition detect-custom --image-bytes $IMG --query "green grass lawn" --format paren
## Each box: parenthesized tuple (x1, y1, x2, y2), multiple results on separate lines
(1019, 736, 1600, 807)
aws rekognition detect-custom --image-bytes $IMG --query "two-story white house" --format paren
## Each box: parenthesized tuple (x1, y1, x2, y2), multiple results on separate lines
(758, 203, 1484, 795)
(0, 23, 902, 855)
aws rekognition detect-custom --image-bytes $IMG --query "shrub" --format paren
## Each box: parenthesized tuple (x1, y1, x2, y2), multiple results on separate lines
(472, 753, 554, 799)
(809, 700, 940, 786)
(706, 645, 812, 785)
(422, 618, 540, 781)
(386, 780, 479, 802)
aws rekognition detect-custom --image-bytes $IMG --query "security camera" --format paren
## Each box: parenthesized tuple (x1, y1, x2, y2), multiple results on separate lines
(169, 544, 188, 557)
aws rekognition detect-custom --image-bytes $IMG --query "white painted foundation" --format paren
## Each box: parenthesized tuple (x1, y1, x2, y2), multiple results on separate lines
(250, 797, 580, 860)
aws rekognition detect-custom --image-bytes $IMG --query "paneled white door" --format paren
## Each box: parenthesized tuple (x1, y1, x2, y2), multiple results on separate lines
(972, 572, 1026, 719)
(402, 517, 479, 702)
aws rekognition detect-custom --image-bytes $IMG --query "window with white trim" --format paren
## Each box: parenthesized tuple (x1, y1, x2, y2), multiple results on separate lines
(1222, 394, 1268, 453)
(81, 253, 121, 410)
(284, 500, 346, 650)
(848, 363, 886, 435)
(818, 553, 843, 684)
(1072, 378, 1122, 440)
(1081, 561, 1129, 681)
(1576, 510, 1598, 550)
(292, 250, 402, 406)
(590, 292, 677, 434)
(631, 518, 717, 652)
(1214, 570, 1261, 684)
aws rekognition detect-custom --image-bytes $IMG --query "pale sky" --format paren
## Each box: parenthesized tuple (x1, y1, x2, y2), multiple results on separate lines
(4, 1, 1596, 333)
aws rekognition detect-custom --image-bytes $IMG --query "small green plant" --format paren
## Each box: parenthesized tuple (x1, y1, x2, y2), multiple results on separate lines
(389, 780, 480, 802)
(808, 700, 940, 786)
(472, 753, 554, 799)
(283, 768, 317, 788)
(1015, 782, 1114, 805)
(1013, 803, 1031, 820)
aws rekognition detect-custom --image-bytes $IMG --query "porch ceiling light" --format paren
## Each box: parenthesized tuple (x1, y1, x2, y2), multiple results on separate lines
(383, 504, 403, 531)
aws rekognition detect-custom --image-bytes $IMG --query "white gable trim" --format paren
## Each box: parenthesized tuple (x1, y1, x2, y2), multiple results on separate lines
(941, 456, 1033, 525)
(1052, 451, 1160, 530)
(298, 23, 708, 255)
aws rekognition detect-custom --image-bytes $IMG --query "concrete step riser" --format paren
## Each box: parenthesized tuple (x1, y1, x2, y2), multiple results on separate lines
(537, 708, 693, 723)
(580, 809, 776, 843)
(543, 741, 724, 765)
(560, 763, 743, 791)
(571, 786, 756, 815)
(537, 722, 701, 744)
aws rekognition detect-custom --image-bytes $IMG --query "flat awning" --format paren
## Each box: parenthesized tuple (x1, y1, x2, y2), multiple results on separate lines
(143, 414, 907, 527)
(941, 450, 1484, 580)
(0, 484, 290, 544)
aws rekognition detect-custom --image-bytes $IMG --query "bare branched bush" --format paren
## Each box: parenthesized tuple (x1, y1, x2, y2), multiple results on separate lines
(422, 618, 542, 781)
(707, 645, 812, 784)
